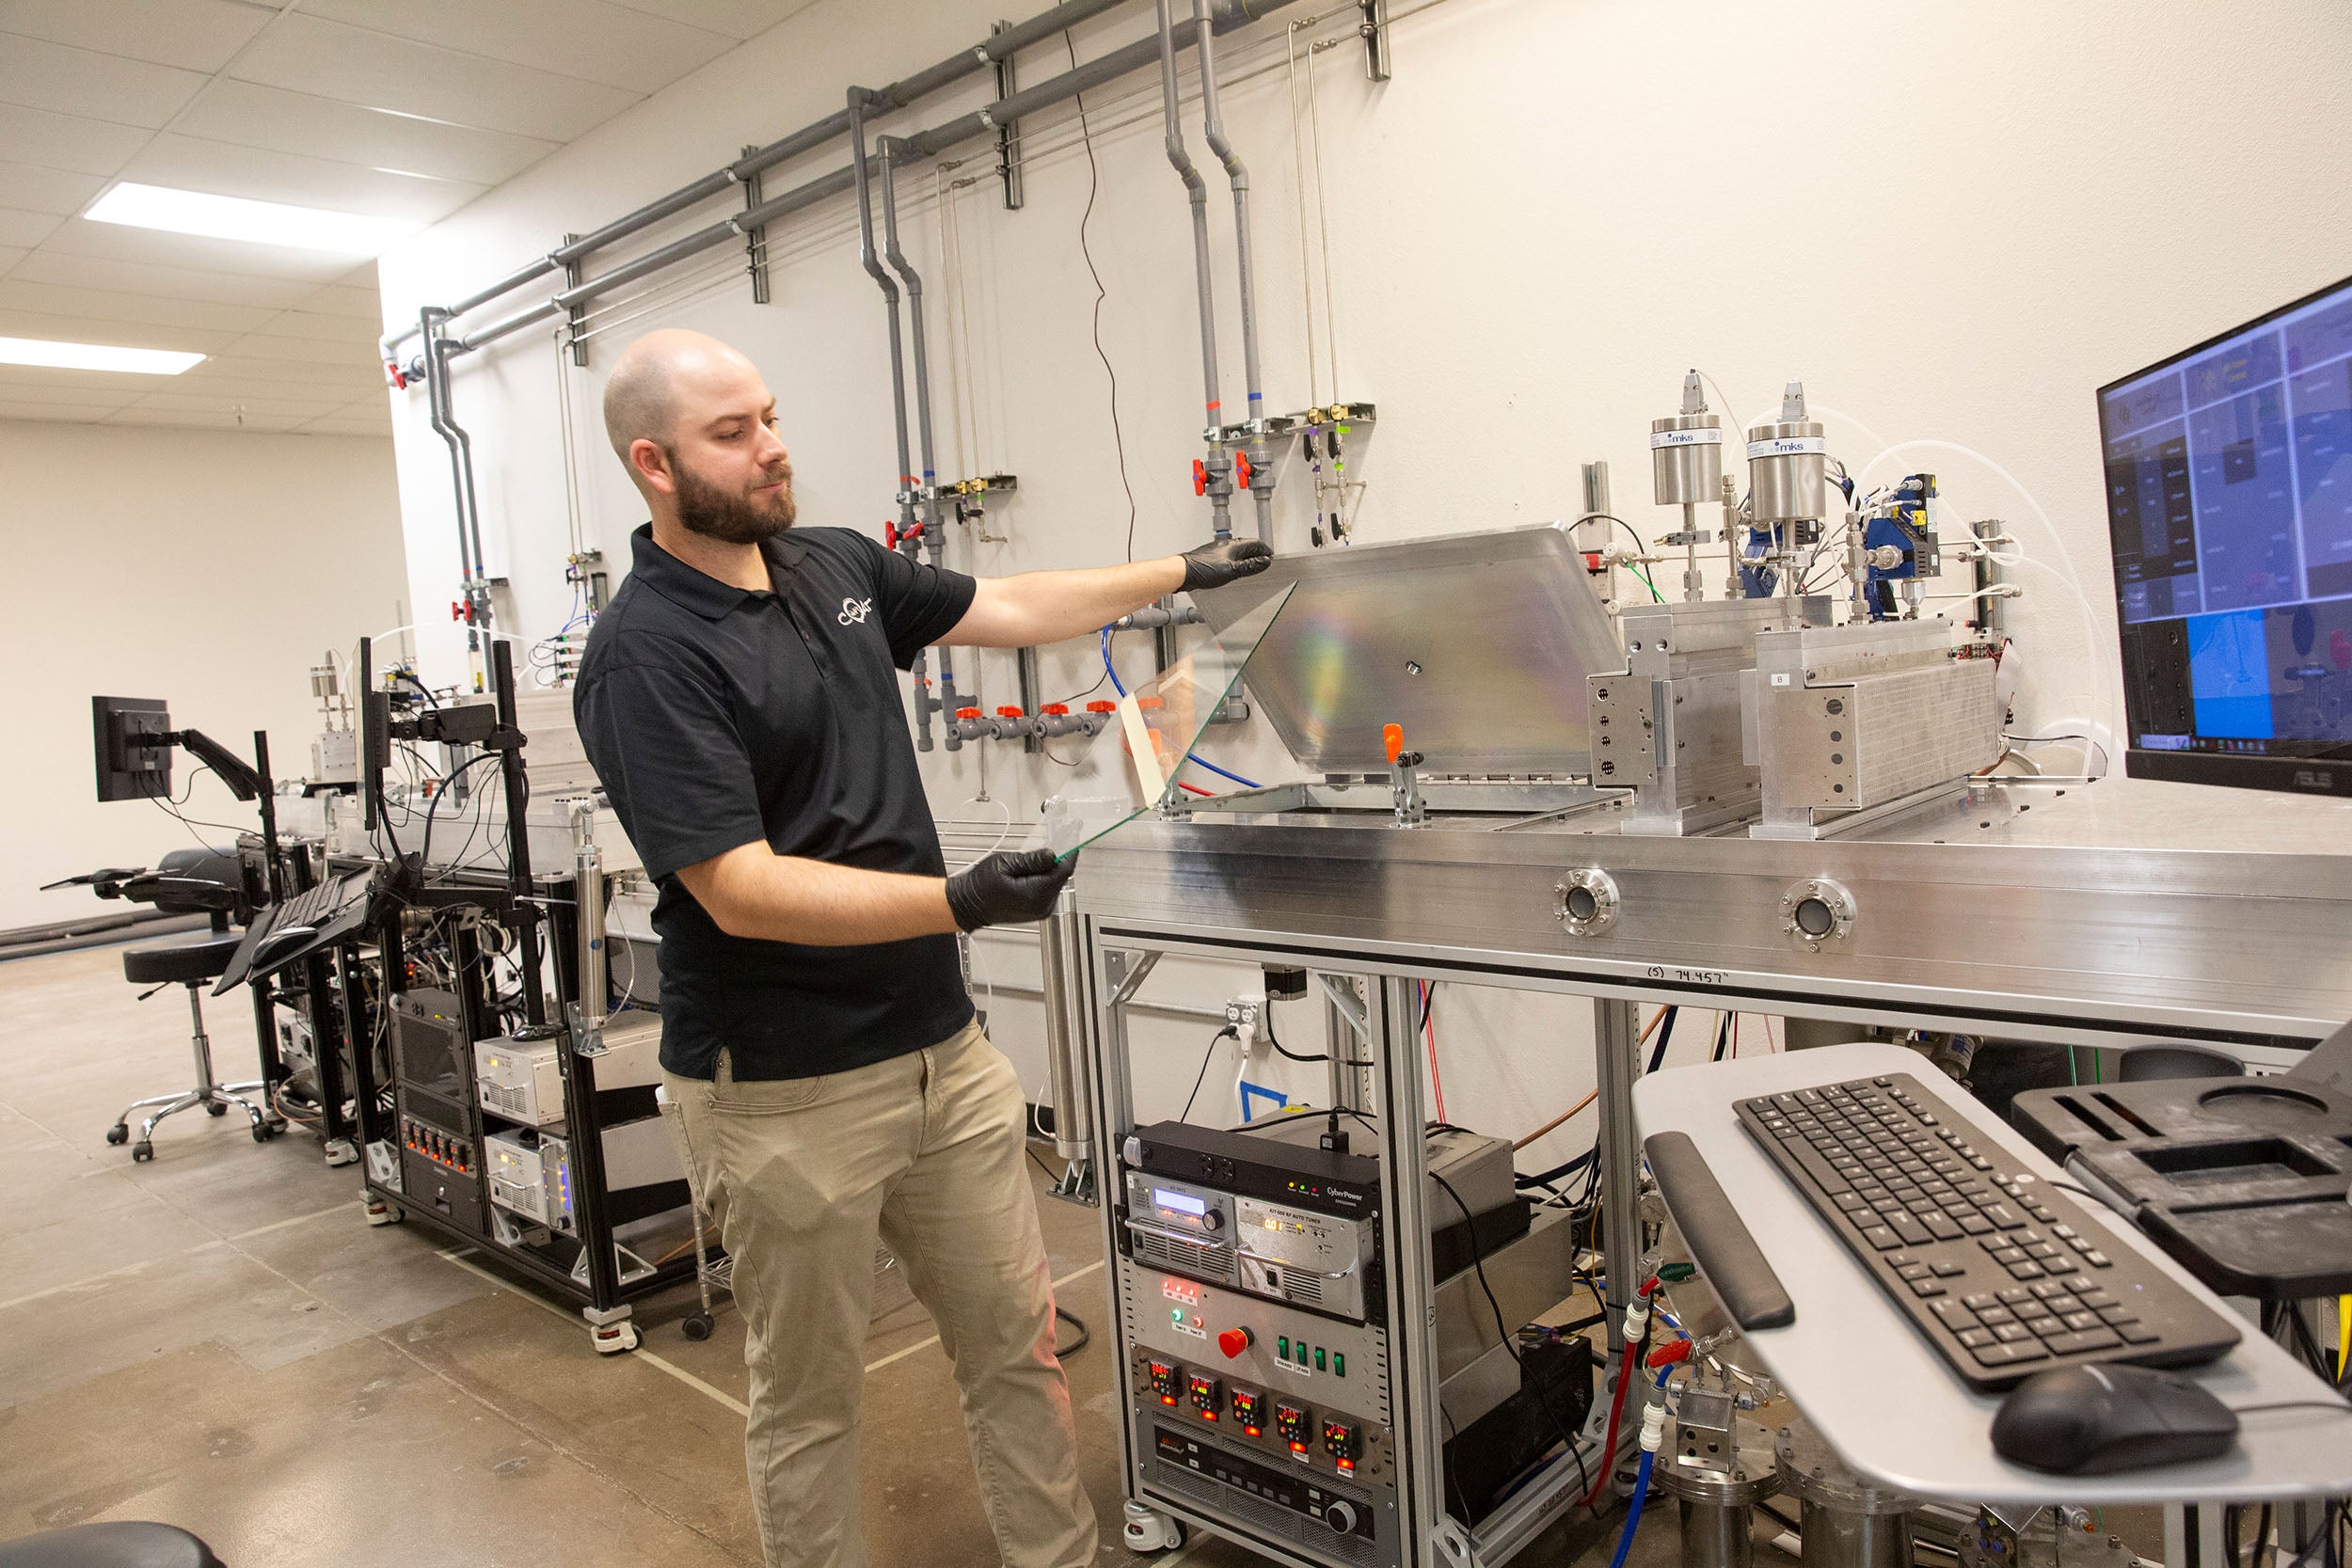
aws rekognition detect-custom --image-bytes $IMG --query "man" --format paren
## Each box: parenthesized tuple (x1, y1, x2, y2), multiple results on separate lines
(573, 328, 1270, 1568)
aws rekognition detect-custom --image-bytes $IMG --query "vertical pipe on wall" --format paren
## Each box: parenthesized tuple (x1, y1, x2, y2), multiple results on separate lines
(850, 90, 939, 752)
(1156, 0, 1232, 542)
(880, 136, 962, 746)
(1193, 0, 1274, 545)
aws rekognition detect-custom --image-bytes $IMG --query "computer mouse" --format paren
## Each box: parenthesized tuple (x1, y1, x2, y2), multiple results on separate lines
(1991, 1364, 2238, 1475)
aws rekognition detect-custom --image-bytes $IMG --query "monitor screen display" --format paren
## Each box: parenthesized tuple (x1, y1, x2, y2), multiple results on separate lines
(2101, 273, 2352, 794)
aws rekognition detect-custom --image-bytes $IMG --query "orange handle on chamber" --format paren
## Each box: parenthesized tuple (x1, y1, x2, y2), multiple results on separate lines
(1384, 724, 1404, 765)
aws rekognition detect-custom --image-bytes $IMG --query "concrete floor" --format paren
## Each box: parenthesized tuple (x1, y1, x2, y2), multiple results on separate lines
(0, 940, 1677, 1568)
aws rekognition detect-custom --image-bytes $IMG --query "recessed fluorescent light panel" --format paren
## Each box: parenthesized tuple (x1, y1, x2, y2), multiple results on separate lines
(0, 336, 203, 374)
(86, 182, 422, 254)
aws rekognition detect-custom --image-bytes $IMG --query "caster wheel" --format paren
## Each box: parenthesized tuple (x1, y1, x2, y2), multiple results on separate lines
(105, 1124, 128, 1146)
(681, 1314, 714, 1342)
(206, 1101, 229, 1117)
(132, 1142, 154, 1163)
(251, 1123, 273, 1143)
(363, 1199, 402, 1227)
(592, 1321, 640, 1355)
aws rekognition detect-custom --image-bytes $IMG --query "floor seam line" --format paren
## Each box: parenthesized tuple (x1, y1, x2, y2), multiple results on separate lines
(228, 1231, 754, 1563)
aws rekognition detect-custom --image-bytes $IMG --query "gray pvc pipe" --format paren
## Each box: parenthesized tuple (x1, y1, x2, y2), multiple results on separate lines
(877, 137, 961, 750)
(1158, 0, 1234, 541)
(387, 0, 1133, 356)
(1193, 0, 1274, 545)
(452, 0, 1300, 361)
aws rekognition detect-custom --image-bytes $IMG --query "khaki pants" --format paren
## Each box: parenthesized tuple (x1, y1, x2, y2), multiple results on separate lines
(661, 1021, 1096, 1568)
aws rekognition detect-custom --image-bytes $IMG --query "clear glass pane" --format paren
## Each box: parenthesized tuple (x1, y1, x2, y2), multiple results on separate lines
(1037, 581, 1295, 859)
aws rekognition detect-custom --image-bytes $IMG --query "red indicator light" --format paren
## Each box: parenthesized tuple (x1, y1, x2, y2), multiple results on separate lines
(1202, 1413, 1217, 1421)
(1338, 1460, 1355, 1473)
(1290, 1442, 1306, 1453)
(1244, 1426, 1262, 1437)
(1161, 1395, 1177, 1405)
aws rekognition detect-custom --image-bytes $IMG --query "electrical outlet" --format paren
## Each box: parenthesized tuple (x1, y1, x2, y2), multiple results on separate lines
(1223, 992, 1264, 1030)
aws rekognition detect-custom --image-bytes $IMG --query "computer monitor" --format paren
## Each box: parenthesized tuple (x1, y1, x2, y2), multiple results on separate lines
(92, 695, 172, 801)
(2101, 272, 2352, 795)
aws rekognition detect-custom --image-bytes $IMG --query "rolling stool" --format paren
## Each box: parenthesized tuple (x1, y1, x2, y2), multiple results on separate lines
(0, 1521, 224, 1567)
(105, 858, 276, 1162)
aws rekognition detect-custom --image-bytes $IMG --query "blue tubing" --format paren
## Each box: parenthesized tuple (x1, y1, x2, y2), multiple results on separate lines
(1607, 1449, 1656, 1568)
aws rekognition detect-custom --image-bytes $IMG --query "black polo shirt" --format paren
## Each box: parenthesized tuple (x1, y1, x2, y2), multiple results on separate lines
(573, 523, 977, 1081)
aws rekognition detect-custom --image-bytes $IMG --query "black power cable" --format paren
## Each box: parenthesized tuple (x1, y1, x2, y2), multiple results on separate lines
(1429, 1167, 1595, 1506)
(1063, 33, 1137, 565)
(1181, 1026, 1237, 1122)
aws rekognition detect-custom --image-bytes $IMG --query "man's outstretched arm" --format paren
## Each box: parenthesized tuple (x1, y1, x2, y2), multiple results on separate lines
(944, 539, 1272, 649)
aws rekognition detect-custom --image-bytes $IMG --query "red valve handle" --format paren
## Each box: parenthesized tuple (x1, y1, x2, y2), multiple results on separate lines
(1041, 704, 1070, 716)
(1086, 701, 1117, 713)
(1234, 451, 1253, 488)
(955, 707, 981, 720)
(1192, 458, 1207, 497)
(996, 706, 1024, 719)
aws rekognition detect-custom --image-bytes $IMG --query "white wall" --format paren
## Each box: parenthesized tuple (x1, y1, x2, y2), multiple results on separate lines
(373, 0, 2352, 1167)
(1, 424, 408, 935)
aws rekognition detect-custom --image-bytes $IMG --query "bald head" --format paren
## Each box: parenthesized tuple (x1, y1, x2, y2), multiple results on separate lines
(602, 328, 758, 463)
(603, 328, 795, 545)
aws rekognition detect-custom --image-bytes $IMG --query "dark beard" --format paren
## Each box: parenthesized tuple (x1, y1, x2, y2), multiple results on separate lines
(670, 448, 796, 544)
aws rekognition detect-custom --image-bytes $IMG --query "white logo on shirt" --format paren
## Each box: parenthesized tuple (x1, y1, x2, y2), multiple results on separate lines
(838, 596, 873, 626)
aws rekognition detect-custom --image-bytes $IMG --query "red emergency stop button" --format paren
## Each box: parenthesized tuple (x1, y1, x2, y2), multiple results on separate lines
(1217, 1327, 1252, 1359)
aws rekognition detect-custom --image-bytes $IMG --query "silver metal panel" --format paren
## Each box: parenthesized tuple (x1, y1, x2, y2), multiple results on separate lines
(1752, 620, 2002, 837)
(1602, 600, 1816, 834)
(1081, 776, 2352, 1046)
(1193, 523, 1622, 777)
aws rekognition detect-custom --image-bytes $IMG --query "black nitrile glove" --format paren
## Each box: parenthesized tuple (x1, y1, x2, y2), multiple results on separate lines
(945, 847, 1075, 931)
(1179, 538, 1275, 592)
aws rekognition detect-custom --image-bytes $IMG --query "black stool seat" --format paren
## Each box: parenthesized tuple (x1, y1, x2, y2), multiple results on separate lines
(0, 1521, 224, 1568)
(122, 931, 242, 986)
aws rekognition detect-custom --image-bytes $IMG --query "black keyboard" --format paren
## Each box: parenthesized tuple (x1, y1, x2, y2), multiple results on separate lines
(1735, 1073, 2240, 1391)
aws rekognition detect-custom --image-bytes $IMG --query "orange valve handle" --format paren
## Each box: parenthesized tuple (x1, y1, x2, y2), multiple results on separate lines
(1383, 723, 1405, 765)
(1234, 451, 1254, 488)
(1192, 459, 1208, 497)
(1085, 701, 1117, 714)
(996, 706, 1025, 719)
(1041, 704, 1070, 716)
(955, 707, 982, 721)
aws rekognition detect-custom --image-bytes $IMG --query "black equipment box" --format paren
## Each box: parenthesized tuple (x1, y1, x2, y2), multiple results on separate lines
(1446, 1333, 1596, 1524)
(2010, 1020, 2352, 1297)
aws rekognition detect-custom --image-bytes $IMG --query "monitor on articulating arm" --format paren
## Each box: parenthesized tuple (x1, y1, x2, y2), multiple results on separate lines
(2100, 270, 2352, 795)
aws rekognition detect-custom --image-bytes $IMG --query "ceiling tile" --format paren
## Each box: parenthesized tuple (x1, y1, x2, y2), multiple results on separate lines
(0, 279, 278, 332)
(294, 282, 387, 322)
(0, 245, 27, 273)
(106, 405, 306, 431)
(0, 34, 209, 130)
(294, 417, 393, 436)
(0, 361, 197, 391)
(246, 308, 385, 345)
(0, 103, 151, 177)
(0, 161, 104, 216)
(229, 15, 642, 142)
(217, 330, 378, 367)
(182, 352, 388, 388)
(606, 0, 820, 42)
(128, 390, 352, 417)
(0, 306, 229, 353)
(0, 387, 131, 410)
(160, 372, 380, 400)
(38, 215, 372, 283)
(121, 134, 485, 223)
(0, 0, 276, 73)
(8, 250, 319, 307)
(0, 405, 121, 423)
(0, 207, 62, 247)
(302, 0, 735, 96)
(172, 80, 562, 189)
